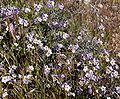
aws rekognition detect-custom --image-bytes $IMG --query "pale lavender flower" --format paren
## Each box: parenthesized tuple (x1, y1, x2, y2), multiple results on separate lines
(117, 53, 120, 57)
(18, 74, 22, 79)
(77, 62, 82, 67)
(106, 68, 111, 74)
(37, 16, 42, 22)
(63, 20, 69, 27)
(100, 86, 106, 92)
(105, 55, 110, 62)
(68, 66, 73, 71)
(86, 53, 93, 59)
(63, 32, 69, 39)
(33, 39, 43, 46)
(1, 76, 12, 83)
(88, 84, 92, 94)
(51, 74, 58, 82)
(83, 66, 88, 72)
(68, 92, 75, 97)
(34, 3, 42, 12)
(109, 66, 113, 71)
(116, 86, 120, 94)
(41, 13, 48, 21)
(0, 63, 4, 71)
(78, 36, 82, 40)
(27, 44, 35, 50)
(66, 59, 70, 65)
(14, 43, 18, 47)
(19, 17, 28, 27)
(12, 74, 17, 78)
(8, 68, 14, 74)
(24, 7, 31, 13)
(79, 79, 85, 86)
(23, 74, 32, 84)
(0, 36, 3, 40)
(93, 58, 99, 65)
(52, 21, 58, 26)
(47, 0, 55, 8)
(46, 49, 52, 57)
(79, 77, 86, 86)
(12, 65, 17, 70)
(103, 48, 109, 56)
(34, 18, 38, 24)
(98, 38, 103, 45)
(44, 46, 49, 51)
(115, 64, 119, 70)
(101, 33, 104, 37)
(57, 3, 64, 10)
(44, 46, 52, 57)
(44, 65, 50, 75)
(107, 97, 111, 99)
(77, 87, 83, 94)
(110, 59, 116, 66)
(85, 72, 90, 78)
(27, 33, 34, 42)
(2, 91, 8, 98)
(23, 76, 29, 84)
(16, 35, 20, 40)
(85, 70, 94, 79)
(70, 44, 78, 53)
(73, 44, 79, 52)
(99, 24, 105, 30)
(91, 75, 97, 81)
(88, 60, 92, 65)
(111, 70, 118, 78)
(82, 53, 86, 60)
(27, 65, 34, 71)
(96, 89, 99, 93)
(62, 83, 71, 92)
(3, 6, 19, 16)
(61, 74, 65, 78)
(95, 65, 100, 70)
(19, 17, 24, 24)
(57, 43, 63, 50)
(58, 62, 62, 66)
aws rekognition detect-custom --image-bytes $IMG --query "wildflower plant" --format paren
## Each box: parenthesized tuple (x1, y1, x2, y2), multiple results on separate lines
(0, 0, 120, 99)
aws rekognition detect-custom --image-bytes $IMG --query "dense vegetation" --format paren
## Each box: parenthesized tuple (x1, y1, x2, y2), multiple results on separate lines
(0, 0, 120, 99)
